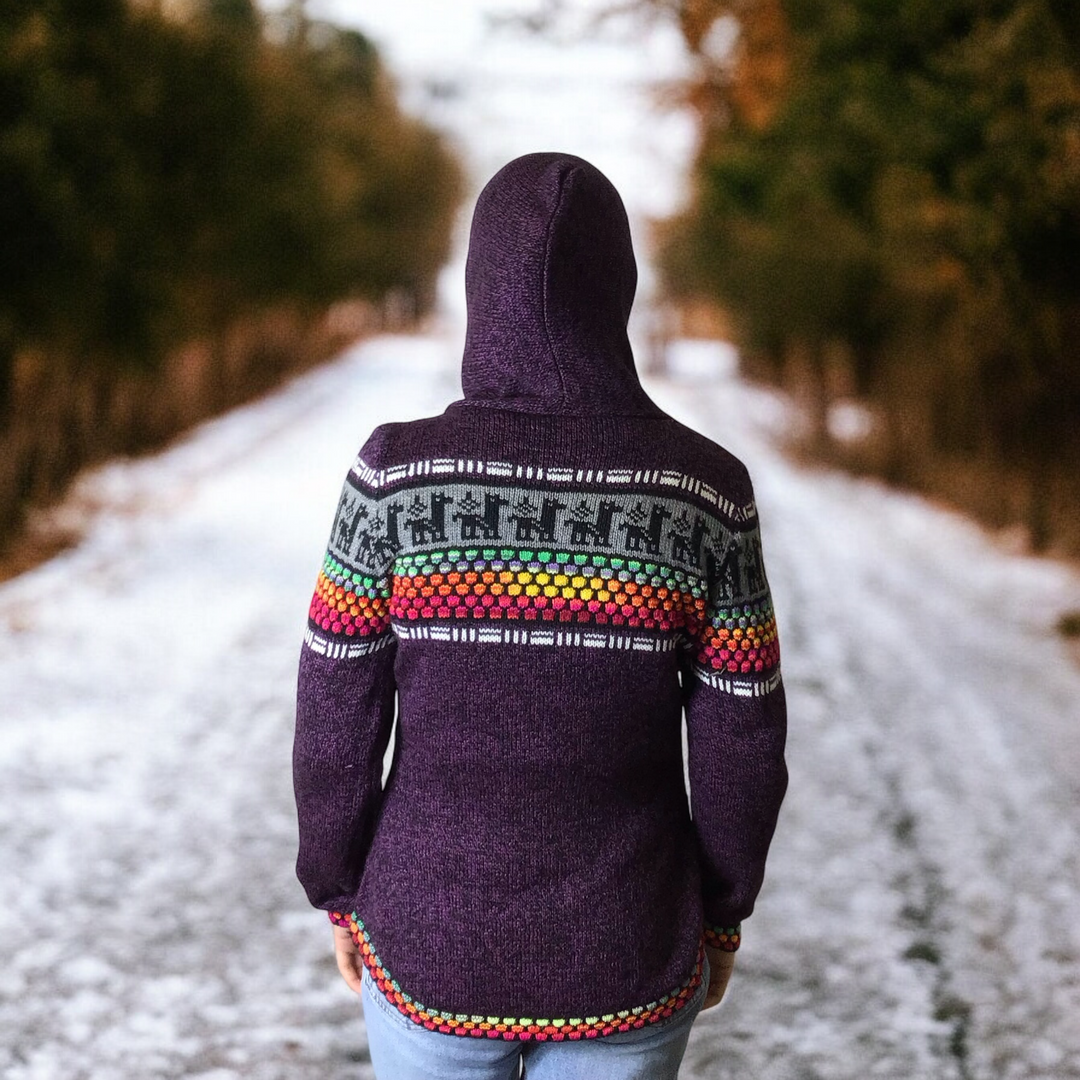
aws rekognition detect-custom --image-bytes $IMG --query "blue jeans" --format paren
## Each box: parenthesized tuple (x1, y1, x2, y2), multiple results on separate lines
(360, 949, 710, 1080)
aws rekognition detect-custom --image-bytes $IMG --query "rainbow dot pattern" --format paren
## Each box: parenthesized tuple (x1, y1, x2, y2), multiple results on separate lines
(703, 923, 742, 951)
(329, 910, 707, 1040)
(309, 553, 392, 638)
(696, 602, 779, 675)
(389, 551, 695, 632)
(306, 545, 779, 688)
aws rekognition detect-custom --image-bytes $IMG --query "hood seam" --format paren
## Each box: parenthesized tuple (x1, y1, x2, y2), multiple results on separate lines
(540, 166, 572, 412)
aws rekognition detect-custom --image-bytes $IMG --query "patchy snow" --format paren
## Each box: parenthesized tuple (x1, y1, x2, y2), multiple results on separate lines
(826, 398, 877, 444)
(3, 327, 1080, 1080)
(4, 4, 1080, 1078)
(657, 344, 1080, 1080)
(0, 340, 455, 1080)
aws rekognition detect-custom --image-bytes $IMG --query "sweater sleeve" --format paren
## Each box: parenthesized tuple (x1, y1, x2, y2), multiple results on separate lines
(679, 471, 788, 951)
(293, 429, 398, 916)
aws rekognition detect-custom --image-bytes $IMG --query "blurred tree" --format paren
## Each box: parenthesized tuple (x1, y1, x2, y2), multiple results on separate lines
(193, 0, 261, 34)
(582, 0, 1080, 550)
(0, 0, 462, 380)
(0, 0, 463, 543)
(284, 0, 309, 45)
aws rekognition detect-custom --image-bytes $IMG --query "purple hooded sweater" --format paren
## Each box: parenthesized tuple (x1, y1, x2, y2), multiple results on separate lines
(293, 151, 788, 1041)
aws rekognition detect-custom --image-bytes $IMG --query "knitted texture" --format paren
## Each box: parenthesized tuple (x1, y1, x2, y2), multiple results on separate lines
(294, 152, 788, 1039)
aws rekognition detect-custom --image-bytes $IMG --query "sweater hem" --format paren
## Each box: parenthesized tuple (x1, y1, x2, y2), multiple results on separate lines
(328, 910, 706, 1041)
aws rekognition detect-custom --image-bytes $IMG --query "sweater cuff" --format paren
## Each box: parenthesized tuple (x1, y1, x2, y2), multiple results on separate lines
(328, 910, 355, 929)
(703, 922, 742, 951)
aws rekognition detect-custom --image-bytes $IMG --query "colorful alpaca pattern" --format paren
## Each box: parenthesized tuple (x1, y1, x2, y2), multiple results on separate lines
(306, 454, 780, 696)
(328, 910, 707, 1040)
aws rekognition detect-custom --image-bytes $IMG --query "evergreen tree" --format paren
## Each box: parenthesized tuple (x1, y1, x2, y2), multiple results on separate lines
(0, 0, 463, 543)
(647, 0, 1080, 547)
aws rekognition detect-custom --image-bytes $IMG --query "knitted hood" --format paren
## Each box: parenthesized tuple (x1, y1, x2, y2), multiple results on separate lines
(452, 151, 660, 416)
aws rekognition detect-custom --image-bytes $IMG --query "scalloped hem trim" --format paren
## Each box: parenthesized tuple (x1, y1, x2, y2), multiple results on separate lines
(703, 923, 741, 951)
(329, 910, 707, 1041)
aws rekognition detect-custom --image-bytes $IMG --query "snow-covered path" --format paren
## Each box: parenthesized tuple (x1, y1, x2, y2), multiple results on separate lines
(5, 4, 1080, 1075)
(2, 326, 1080, 1080)
(664, 355, 1080, 1080)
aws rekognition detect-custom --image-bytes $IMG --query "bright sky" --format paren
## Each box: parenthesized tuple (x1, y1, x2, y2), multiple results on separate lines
(257, 0, 697, 223)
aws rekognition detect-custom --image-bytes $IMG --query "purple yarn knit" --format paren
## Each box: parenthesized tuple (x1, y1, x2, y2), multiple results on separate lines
(294, 152, 788, 1038)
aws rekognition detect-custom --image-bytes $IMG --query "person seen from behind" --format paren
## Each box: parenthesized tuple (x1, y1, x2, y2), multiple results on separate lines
(293, 150, 789, 1079)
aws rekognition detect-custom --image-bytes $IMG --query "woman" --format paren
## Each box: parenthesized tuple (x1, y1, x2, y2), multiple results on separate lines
(293, 151, 788, 1080)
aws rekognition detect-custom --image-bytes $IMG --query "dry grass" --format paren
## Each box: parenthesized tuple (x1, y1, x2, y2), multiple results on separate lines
(0, 300, 387, 581)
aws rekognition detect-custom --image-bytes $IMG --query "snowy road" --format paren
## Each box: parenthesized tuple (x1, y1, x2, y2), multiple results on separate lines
(3, 326, 1080, 1080)
(7, 4, 1079, 1077)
